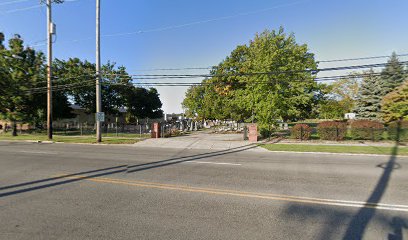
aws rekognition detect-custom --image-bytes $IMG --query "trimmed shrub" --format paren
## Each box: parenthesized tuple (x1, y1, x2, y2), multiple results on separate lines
(350, 120, 385, 141)
(317, 121, 347, 141)
(291, 124, 311, 140)
(387, 121, 408, 142)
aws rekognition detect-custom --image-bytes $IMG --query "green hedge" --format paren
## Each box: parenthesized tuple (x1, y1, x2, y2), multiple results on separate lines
(291, 124, 311, 140)
(388, 121, 408, 142)
(317, 121, 347, 141)
(350, 120, 384, 141)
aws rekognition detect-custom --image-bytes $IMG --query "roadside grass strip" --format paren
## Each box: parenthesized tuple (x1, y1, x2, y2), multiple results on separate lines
(0, 134, 139, 144)
(60, 175, 408, 213)
(261, 144, 408, 156)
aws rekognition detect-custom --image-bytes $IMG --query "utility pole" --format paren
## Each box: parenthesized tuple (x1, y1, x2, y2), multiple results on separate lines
(42, 0, 62, 140)
(95, 0, 102, 142)
(46, 0, 53, 140)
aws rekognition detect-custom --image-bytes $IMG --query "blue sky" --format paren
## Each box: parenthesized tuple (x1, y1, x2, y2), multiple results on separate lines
(1, 0, 408, 113)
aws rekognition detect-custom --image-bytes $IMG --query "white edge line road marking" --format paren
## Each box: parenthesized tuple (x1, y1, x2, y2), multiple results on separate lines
(185, 161, 242, 166)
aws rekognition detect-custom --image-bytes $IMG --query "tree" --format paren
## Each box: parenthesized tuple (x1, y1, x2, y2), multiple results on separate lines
(0, 34, 46, 135)
(53, 58, 127, 114)
(182, 27, 321, 130)
(354, 53, 407, 120)
(318, 100, 348, 119)
(123, 87, 163, 123)
(329, 74, 359, 112)
(380, 52, 406, 96)
(182, 84, 205, 118)
(381, 80, 408, 122)
(316, 74, 359, 119)
(353, 70, 382, 120)
(53, 58, 163, 123)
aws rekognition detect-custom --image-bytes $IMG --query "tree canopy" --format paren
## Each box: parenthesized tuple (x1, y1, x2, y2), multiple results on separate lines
(353, 53, 407, 120)
(353, 70, 382, 120)
(380, 52, 406, 96)
(381, 79, 408, 122)
(0, 32, 164, 135)
(182, 28, 321, 129)
(0, 34, 46, 135)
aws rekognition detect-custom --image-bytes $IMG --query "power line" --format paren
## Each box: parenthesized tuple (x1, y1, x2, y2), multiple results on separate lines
(318, 53, 408, 63)
(103, 61, 408, 78)
(0, 0, 81, 15)
(15, 57, 407, 94)
(126, 53, 408, 72)
(8, 59, 404, 89)
(105, 1, 308, 37)
(0, 0, 32, 7)
(29, 0, 307, 46)
(0, 4, 41, 15)
(22, 70, 394, 94)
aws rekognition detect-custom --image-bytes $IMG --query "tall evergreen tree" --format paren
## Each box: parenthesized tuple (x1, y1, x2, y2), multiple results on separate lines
(380, 52, 406, 96)
(354, 70, 382, 119)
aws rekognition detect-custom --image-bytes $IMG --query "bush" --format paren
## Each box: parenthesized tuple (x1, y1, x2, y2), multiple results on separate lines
(317, 121, 347, 141)
(350, 120, 384, 141)
(291, 124, 311, 140)
(387, 121, 408, 142)
(259, 124, 277, 139)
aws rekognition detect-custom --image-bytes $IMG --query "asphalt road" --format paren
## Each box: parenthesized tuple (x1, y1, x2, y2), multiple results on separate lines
(0, 141, 408, 240)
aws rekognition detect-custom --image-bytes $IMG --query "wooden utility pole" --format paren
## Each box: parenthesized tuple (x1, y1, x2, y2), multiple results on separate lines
(46, 0, 53, 140)
(96, 0, 102, 142)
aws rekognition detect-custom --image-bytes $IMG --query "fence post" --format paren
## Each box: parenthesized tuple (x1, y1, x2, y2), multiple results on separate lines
(336, 127, 339, 141)
(300, 126, 303, 141)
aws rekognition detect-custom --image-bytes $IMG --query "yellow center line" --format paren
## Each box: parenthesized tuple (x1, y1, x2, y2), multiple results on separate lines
(55, 174, 408, 212)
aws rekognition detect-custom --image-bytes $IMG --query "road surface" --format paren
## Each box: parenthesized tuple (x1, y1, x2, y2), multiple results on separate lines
(0, 140, 407, 239)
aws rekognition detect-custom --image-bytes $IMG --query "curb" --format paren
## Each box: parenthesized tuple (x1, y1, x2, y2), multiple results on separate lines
(0, 139, 54, 144)
(0, 139, 137, 146)
(263, 150, 408, 158)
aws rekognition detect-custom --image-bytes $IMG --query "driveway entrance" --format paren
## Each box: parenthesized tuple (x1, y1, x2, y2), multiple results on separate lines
(133, 131, 257, 150)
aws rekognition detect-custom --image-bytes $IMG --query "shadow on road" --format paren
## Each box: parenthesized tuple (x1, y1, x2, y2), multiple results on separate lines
(125, 143, 258, 173)
(342, 121, 402, 239)
(389, 217, 408, 240)
(0, 165, 127, 191)
(0, 143, 259, 198)
(282, 121, 406, 239)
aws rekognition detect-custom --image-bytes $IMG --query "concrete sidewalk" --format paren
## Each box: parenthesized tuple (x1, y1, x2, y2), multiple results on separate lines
(134, 132, 264, 151)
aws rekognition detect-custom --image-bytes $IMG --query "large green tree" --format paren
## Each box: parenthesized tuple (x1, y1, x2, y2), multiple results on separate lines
(53, 58, 163, 122)
(124, 87, 163, 122)
(0, 34, 45, 135)
(182, 27, 321, 129)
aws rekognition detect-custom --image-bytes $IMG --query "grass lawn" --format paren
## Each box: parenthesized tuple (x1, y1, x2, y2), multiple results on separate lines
(45, 131, 150, 138)
(0, 133, 140, 144)
(261, 143, 408, 156)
